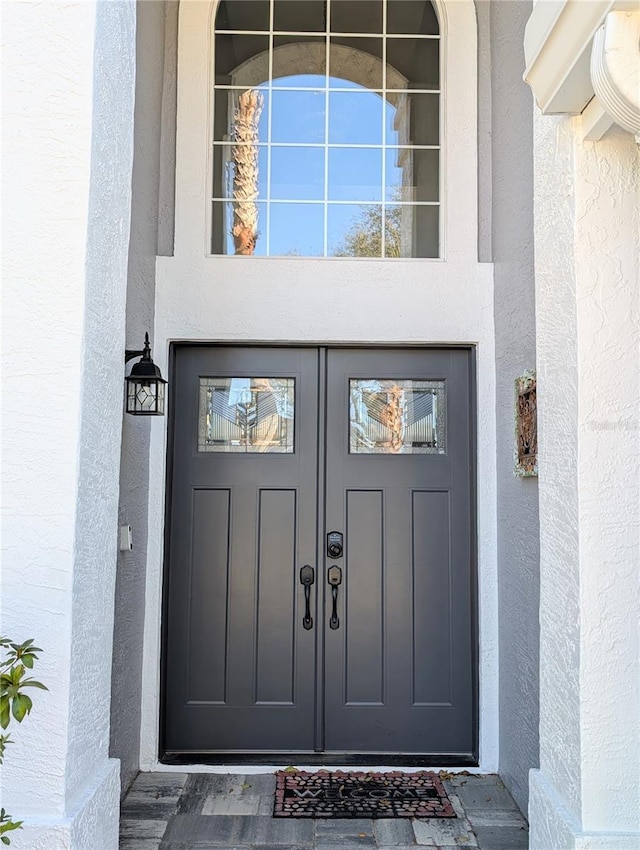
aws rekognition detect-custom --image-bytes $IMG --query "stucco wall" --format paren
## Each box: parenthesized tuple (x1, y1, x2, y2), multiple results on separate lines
(110, 0, 178, 796)
(487, 0, 540, 815)
(135, 0, 501, 774)
(2, 0, 136, 845)
(529, 115, 640, 849)
(533, 111, 583, 829)
(572, 127, 639, 836)
(475, 1, 492, 263)
(111, 0, 533, 805)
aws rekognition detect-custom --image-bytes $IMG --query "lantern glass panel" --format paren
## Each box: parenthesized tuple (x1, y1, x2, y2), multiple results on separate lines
(127, 378, 165, 416)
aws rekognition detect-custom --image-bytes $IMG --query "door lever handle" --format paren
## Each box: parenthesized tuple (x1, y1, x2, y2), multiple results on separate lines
(300, 565, 315, 630)
(328, 565, 342, 630)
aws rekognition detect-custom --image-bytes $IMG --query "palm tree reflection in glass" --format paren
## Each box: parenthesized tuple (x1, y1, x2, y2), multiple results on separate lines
(232, 89, 263, 255)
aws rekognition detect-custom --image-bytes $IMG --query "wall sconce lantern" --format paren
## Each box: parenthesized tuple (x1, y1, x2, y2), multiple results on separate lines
(125, 333, 167, 416)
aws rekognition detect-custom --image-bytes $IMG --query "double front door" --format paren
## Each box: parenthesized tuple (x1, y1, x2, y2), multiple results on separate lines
(163, 346, 475, 760)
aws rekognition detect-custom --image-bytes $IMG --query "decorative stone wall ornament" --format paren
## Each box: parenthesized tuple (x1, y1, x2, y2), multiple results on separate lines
(515, 371, 537, 477)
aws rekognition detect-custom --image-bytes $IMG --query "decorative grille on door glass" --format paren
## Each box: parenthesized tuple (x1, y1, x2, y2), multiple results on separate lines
(349, 379, 445, 454)
(198, 377, 295, 452)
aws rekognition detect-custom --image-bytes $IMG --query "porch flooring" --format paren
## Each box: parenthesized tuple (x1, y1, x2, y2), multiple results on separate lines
(119, 772, 528, 850)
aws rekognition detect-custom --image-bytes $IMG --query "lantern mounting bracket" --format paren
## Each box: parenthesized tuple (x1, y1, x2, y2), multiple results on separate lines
(125, 348, 146, 363)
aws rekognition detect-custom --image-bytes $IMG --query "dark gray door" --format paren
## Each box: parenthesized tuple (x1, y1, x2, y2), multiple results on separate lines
(163, 346, 475, 758)
(164, 347, 319, 752)
(323, 348, 474, 755)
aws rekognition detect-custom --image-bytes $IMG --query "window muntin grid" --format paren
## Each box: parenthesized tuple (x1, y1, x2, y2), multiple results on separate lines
(212, 0, 440, 258)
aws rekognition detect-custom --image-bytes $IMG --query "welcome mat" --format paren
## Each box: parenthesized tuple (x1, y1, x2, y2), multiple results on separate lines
(273, 770, 456, 819)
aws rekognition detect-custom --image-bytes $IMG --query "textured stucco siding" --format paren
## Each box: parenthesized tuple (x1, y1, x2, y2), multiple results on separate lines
(573, 127, 639, 834)
(66, 0, 137, 810)
(110, 0, 178, 796)
(2, 0, 95, 817)
(530, 110, 640, 848)
(486, 0, 540, 816)
(475, 1, 492, 263)
(2, 0, 136, 845)
(533, 112, 583, 824)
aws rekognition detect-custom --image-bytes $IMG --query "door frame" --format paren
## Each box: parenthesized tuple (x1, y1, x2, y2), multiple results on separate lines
(159, 343, 478, 767)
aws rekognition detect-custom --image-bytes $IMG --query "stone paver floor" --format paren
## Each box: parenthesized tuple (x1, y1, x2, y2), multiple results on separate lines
(120, 772, 528, 850)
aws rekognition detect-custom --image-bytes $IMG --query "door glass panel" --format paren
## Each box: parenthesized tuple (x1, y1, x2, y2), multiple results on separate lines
(199, 378, 295, 452)
(349, 379, 445, 453)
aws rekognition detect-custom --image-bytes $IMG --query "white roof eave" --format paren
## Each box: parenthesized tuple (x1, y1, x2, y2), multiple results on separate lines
(523, 0, 635, 115)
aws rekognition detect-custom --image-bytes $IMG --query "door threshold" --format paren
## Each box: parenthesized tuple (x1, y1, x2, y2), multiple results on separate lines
(161, 752, 478, 768)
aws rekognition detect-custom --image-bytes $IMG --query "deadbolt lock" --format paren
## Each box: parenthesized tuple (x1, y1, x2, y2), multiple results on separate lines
(327, 531, 343, 559)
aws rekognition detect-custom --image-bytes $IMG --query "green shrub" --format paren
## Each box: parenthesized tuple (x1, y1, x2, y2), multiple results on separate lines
(0, 638, 47, 846)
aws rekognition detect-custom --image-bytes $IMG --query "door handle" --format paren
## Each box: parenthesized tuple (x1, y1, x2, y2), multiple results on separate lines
(300, 565, 315, 630)
(328, 565, 342, 630)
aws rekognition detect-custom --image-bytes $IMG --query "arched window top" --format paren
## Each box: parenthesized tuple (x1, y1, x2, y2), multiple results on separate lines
(215, 0, 439, 36)
(211, 0, 441, 257)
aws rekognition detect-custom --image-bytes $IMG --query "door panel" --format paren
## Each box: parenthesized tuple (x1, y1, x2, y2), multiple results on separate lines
(255, 489, 297, 704)
(188, 488, 230, 704)
(163, 346, 475, 759)
(323, 348, 474, 754)
(412, 489, 452, 705)
(344, 489, 384, 705)
(164, 347, 319, 752)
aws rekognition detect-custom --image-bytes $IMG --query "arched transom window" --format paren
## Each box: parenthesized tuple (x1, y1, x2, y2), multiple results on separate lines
(212, 0, 440, 257)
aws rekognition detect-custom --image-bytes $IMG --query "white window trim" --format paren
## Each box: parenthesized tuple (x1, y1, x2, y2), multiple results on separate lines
(170, 0, 479, 262)
(214, 37, 437, 258)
